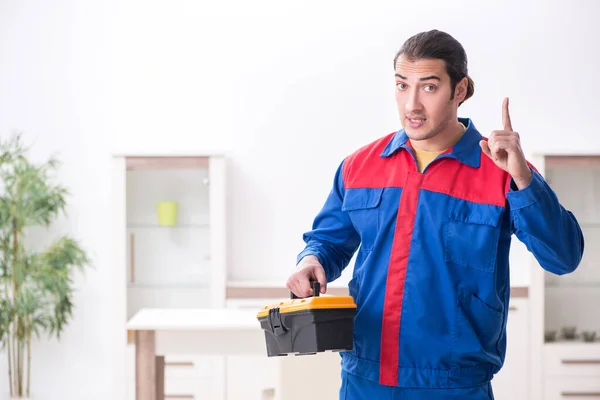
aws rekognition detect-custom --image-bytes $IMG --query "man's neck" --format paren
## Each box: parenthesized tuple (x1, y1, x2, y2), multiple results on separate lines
(410, 121, 466, 152)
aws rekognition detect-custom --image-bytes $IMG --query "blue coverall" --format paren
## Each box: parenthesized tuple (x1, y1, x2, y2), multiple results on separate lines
(297, 118, 584, 399)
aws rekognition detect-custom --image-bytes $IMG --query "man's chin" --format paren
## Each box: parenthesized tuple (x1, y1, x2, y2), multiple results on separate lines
(404, 129, 435, 141)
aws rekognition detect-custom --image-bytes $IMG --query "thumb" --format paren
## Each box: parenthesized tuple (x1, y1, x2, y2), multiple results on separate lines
(313, 266, 327, 294)
(480, 140, 492, 159)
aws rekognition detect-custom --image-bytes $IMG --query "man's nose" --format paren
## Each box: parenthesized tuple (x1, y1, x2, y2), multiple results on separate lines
(405, 90, 423, 113)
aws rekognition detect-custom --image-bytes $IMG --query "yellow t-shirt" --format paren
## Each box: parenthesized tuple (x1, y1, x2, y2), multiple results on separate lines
(413, 147, 445, 172)
(412, 122, 466, 172)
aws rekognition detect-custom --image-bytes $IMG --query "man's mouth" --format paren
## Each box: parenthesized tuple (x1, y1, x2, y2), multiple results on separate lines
(406, 117, 426, 128)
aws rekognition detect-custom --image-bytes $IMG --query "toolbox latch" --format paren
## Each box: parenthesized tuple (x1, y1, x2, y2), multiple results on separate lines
(267, 307, 287, 336)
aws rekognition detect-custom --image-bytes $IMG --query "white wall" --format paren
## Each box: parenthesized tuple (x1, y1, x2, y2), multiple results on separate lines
(0, 0, 599, 398)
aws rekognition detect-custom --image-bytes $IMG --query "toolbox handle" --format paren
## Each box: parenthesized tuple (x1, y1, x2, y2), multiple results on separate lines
(290, 281, 320, 299)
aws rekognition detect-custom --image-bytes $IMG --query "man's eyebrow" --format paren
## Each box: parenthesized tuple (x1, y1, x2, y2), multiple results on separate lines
(395, 73, 441, 81)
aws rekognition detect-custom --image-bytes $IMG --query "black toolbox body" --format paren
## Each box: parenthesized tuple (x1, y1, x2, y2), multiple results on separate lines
(257, 282, 357, 356)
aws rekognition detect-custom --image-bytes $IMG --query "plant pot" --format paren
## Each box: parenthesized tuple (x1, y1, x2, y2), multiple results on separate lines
(156, 201, 178, 226)
(561, 326, 577, 340)
(545, 330, 557, 342)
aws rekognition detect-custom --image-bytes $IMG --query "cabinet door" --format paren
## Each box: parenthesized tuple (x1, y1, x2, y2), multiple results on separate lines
(492, 297, 530, 400)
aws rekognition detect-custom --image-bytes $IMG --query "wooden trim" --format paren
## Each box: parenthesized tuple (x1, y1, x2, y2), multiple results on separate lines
(544, 155, 600, 168)
(129, 232, 135, 283)
(227, 286, 529, 299)
(562, 359, 600, 365)
(510, 286, 529, 298)
(165, 361, 194, 367)
(126, 156, 209, 170)
(226, 286, 349, 299)
(127, 329, 135, 344)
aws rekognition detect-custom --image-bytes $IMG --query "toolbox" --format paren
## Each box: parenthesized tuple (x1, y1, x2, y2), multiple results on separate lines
(256, 281, 357, 357)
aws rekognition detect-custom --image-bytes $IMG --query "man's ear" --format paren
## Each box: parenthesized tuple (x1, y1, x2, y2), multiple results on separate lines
(455, 77, 468, 103)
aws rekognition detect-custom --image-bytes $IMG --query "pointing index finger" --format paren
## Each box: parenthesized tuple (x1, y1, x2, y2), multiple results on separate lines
(503, 97, 513, 131)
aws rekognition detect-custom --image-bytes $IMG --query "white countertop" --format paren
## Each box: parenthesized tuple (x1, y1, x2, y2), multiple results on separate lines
(126, 308, 262, 331)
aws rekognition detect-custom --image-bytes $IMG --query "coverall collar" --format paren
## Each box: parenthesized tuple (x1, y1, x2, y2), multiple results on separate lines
(380, 117, 482, 168)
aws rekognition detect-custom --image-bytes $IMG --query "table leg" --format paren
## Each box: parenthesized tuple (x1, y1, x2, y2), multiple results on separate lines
(156, 356, 165, 400)
(135, 330, 156, 400)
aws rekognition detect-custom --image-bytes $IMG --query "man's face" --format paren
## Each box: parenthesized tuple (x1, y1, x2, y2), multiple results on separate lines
(394, 55, 461, 142)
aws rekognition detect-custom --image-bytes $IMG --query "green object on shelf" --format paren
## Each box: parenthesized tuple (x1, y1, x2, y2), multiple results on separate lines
(157, 201, 178, 226)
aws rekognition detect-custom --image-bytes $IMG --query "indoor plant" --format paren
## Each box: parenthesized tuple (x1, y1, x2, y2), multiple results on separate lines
(0, 134, 91, 399)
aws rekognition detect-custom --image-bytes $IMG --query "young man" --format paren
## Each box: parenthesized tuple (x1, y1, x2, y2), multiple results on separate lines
(286, 30, 584, 400)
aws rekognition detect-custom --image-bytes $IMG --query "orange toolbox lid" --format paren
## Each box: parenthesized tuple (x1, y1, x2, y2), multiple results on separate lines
(256, 281, 356, 318)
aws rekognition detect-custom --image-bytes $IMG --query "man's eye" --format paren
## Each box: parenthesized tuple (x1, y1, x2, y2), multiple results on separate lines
(397, 83, 407, 90)
(424, 85, 436, 92)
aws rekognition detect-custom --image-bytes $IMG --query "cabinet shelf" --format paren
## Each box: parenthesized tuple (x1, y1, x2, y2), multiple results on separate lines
(544, 340, 600, 346)
(545, 282, 600, 288)
(128, 282, 210, 289)
(544, 341, 600, 347)
(127, 223, 210, 229)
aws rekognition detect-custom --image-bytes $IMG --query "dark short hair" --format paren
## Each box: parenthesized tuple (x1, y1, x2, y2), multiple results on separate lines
(394, 30, 474, 106)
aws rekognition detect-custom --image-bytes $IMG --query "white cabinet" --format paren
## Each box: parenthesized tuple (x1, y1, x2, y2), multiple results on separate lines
(125, 343, 226, 400)
(540, 157, 600, 339)
(225, 298, 280, 400)
(114, 154, 228, 399)
(544, 376, 600, 400)
(122, 155, 227, 313)
(542, 343, 600, 399)
(491, 296, 530, 399)
(543, 343, 600, 377)
(527, 155, 600, 400)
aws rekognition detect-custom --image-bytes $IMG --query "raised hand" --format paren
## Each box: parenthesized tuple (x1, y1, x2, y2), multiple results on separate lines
(479, 97, 532, 189)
